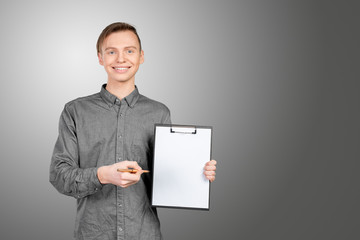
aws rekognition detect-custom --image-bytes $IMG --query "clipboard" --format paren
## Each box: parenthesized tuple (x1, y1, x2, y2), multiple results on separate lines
(151, 124, 213, 210)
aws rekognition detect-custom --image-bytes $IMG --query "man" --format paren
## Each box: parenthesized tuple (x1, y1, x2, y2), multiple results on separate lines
(50, 22, 217, 240)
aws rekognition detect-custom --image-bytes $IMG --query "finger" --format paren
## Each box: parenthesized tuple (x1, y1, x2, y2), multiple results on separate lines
(204, 165, 216, 171)
(121, 172, 141, 181)
(118, 176, 140, 188)
(204, 170, 216, 176)
(205, 160, 217, 166)
(122, 181, 137, 188)
(206, 175, 215, 182)
(124, 161, 141, 169)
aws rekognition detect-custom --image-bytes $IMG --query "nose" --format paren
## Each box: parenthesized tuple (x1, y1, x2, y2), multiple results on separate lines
(117, 52, 125, 63)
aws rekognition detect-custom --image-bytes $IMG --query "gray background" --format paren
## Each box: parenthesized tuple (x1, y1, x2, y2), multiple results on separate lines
(0, 0, 359, 239)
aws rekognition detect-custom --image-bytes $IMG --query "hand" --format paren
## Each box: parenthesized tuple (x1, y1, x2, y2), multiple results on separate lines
(204, 160, 217, 182)
(97, 161, 143, 188)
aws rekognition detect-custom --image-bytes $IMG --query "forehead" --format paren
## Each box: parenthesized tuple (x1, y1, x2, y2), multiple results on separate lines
(102, 30, 140, 50)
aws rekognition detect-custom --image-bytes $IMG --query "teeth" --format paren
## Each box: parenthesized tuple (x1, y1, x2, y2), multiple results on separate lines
(115, 68, 128, 70)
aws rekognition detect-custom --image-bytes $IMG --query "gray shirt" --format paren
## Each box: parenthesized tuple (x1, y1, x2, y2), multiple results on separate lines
(50, 84, 170, 240)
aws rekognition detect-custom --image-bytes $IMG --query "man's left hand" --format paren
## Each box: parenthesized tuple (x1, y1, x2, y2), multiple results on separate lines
(204, 160, 217, 182)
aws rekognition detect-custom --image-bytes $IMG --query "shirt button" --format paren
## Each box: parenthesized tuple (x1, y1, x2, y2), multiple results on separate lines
(119, 227, 123, 232)
(118, 157, 122, 161)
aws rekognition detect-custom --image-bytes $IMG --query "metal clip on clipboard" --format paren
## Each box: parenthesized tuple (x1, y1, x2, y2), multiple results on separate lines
(170, 125, 197, 134)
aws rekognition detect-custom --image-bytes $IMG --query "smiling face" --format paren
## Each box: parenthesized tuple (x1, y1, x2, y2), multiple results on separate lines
(98, 30, 144, 85)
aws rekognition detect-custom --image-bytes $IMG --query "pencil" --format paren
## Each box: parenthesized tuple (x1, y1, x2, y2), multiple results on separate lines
(117, 169, 150, 173)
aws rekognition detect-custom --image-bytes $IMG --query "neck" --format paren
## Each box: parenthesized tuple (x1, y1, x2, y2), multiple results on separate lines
(106, 80, 135, 100)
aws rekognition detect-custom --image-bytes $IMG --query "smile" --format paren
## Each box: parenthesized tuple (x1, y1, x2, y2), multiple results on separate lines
(113, 66, 131, 73)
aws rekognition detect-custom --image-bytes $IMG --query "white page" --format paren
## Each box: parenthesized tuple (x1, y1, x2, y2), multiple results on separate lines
(152, 125, 212, 209)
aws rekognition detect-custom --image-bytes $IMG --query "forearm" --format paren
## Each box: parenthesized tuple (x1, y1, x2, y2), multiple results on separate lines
(50, 156, 102, 199)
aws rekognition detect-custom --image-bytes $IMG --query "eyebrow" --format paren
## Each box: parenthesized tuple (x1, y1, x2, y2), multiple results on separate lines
(104, 46, 138, 51)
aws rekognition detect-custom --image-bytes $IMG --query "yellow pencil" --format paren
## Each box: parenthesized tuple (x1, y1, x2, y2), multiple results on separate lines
(117, 169, 150, 173)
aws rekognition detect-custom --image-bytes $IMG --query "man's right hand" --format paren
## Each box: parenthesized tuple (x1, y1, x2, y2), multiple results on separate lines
(97, 161, 142, 188)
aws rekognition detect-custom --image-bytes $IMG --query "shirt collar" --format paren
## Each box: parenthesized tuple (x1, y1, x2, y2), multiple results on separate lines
(100, 84, 140, 108)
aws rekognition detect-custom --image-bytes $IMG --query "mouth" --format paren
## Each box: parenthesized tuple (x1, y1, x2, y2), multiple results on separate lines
(113, 66, 131, 73)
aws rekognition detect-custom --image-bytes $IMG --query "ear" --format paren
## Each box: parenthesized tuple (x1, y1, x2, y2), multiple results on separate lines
(98, 52, 104, 66)
(140, 50, 144, 64)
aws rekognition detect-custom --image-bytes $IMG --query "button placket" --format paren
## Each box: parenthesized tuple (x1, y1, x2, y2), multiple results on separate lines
(116, 101, 127, 240)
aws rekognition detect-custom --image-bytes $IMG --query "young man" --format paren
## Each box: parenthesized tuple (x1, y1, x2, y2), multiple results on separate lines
(50, 22, 217, 240)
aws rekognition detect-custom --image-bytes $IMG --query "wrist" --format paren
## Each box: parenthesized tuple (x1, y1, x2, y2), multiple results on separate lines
(97, 166, 108, 184)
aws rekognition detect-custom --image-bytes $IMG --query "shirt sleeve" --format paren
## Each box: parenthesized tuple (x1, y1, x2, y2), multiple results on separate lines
(49, 104, 103, 199)
(161, 106, 171, 124)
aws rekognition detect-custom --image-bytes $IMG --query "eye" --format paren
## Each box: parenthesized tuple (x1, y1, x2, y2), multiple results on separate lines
(127, 50, 134, 54)
(105, 50, 116, 55)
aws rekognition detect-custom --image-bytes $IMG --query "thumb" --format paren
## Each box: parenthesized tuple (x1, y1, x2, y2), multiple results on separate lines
(124, 161, 141, 170)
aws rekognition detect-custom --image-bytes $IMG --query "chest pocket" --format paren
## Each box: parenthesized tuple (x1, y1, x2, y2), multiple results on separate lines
(131, 139, 150, 170)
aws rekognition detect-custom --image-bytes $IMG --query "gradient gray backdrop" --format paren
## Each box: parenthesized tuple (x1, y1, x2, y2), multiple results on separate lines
(0, 0, 359, 239)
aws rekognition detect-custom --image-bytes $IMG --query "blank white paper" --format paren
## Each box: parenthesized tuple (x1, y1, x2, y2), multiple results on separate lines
(152, 125, 212, 209)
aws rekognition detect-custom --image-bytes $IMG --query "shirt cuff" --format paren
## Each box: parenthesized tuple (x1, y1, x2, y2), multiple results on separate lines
(92, 167, 104, 191)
